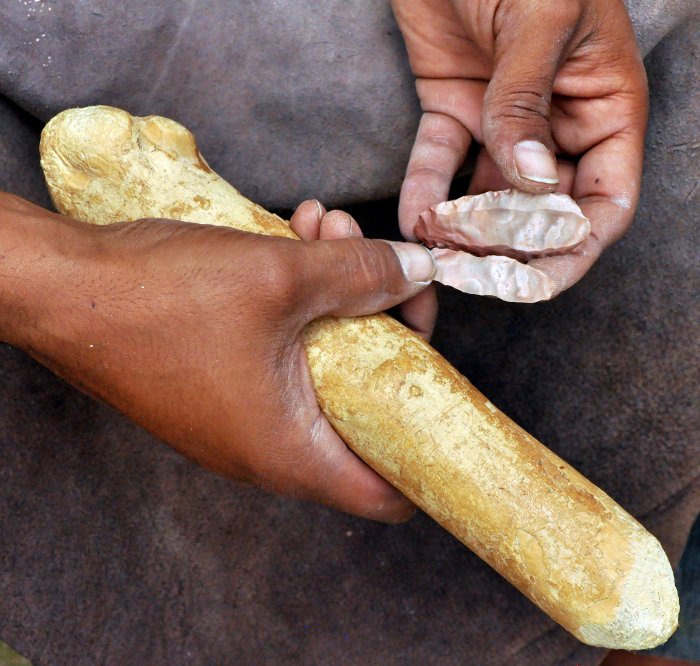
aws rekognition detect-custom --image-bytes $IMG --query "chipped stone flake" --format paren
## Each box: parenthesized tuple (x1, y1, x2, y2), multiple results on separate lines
(418, 190, 590, 303)
(432, 248, 554, 303)
(417, 190, 590, 260)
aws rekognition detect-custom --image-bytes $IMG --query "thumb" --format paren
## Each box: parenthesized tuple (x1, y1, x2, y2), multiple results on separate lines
(296, 237, 436, 321)
(481, 4, 581, 191)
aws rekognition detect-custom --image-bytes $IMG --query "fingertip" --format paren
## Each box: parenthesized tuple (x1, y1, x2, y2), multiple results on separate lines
(346, 216, 364, 238)
(468, 149, 574, 197)
(399, 112, 472, 240)
(375, 499, 418, 525)
(513, 140, 560, 190)
(299, 235, 435, 322)
(398, 177, 438, 241)
(319, 209, 363, 240)
(349, 468, 416, 525)
(512, 177, 560, 194)
(397, 284, 438, 341)
(387, 241, 436, 284)
(526, 257, 573, 297)
(486, 137, 561, 194)
(315, 199, 325, 221)
(304, 416, 415, 524)
(290, 199, 325, 240)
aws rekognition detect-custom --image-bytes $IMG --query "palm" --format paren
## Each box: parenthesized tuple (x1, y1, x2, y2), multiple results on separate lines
(392, 0, 648, 298)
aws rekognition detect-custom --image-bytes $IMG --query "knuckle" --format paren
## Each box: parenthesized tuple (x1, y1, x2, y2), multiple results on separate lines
(349, 240, 399, 296)
(496, 0, 582, 35)
(252, 243, 303, 308)
(488, 85, 551, 121)
(420, 131, 456, 151)
(483, 85, 551, 138)
(113, 216, 172, 238)
(404, 163, 451, 182)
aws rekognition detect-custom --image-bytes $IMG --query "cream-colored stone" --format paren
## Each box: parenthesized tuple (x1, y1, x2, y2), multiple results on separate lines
(40, 106, 679, 649)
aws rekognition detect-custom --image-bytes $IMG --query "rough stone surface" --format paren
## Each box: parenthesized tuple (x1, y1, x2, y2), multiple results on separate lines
(431, 248, 555, 303)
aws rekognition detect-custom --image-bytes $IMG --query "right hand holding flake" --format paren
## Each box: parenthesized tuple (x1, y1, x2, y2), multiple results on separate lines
(417, 189, 591, 303)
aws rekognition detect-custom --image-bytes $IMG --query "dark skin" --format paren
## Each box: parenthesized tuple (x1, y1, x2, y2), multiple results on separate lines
(0, 0, 648, 524)
(0, 194, 431, 523)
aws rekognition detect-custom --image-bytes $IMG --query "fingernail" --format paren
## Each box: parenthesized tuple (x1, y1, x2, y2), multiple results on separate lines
(389, 242, 436, 283)
(514, 140, 559, 184)
(314, 200, 324, 220)
(331, 211, 354, 237)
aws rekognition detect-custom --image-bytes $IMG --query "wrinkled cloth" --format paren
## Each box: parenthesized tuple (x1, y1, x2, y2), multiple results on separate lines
(0, 2, 698, 665)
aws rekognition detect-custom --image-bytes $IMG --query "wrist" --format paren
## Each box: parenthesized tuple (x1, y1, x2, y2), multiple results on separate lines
(0, 193, 95, 351)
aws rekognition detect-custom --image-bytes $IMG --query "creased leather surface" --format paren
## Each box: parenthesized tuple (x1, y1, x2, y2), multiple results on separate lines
(0, 3, 698, 665)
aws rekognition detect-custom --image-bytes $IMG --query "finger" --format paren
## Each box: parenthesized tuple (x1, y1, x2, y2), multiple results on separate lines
(290, 199, 326, 240)
(466, 149, 511, 195)
(415, 78, 486, 144)
(293, 237, 436, 322)
(555, 161, 577, 196)
(256, 345, 416, 524)
(318, 209, 364, 240)
(316, 212, 435, 338)
(481, 3, 583, 191)
(399, 111, 472, 241)
(529, 127, 645, 295)
(297, 413, 416, 523)
(397, 285, 438, 342)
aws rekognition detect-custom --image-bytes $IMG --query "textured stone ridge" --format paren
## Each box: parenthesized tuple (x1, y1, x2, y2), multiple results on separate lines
(39, 106, 679, 649)
(416, 190, 591, 302)
(431, 248, 554, 303)
(40, 106, 296, 240)
(417, 190, 590, 260)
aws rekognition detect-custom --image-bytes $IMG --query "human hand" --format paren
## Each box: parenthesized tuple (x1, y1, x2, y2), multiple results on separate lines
(392, 0, 648, 320)
(1, 194, 435, 523)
